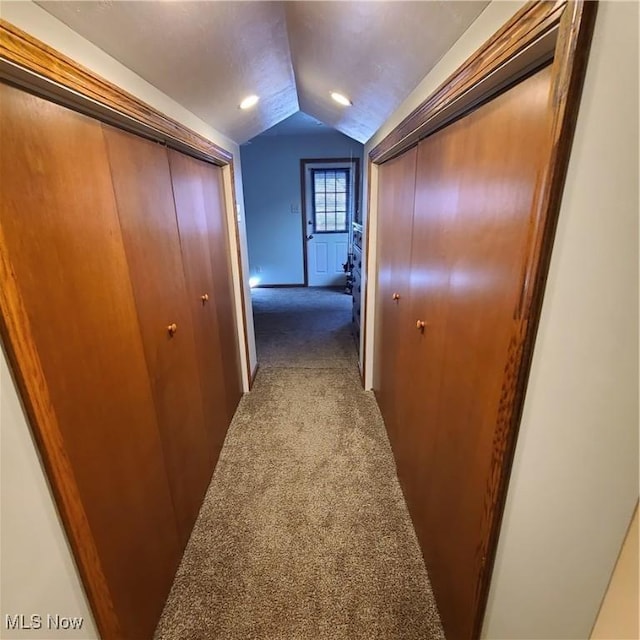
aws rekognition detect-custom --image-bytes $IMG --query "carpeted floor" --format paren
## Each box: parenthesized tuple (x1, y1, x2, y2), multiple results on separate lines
(154, 287, 444, 640)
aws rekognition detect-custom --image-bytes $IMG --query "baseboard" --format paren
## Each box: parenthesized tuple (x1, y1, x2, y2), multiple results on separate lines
(254, 283, 305, 288)
(249, 363, 259, 389)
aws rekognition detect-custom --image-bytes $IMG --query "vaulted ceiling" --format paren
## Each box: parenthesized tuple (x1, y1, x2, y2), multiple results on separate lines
(37, 1, 489, 144)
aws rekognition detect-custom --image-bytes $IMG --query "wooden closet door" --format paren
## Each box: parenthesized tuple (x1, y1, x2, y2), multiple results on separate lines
(416, 66, 553, 640)
(373, 146, 417, 458)
(200, 162, 243, 424)
(398, 130, 462, 546)
(0, 83, 181, 639)
(103, 126, 212, 546)
(168, 150, 228, 462)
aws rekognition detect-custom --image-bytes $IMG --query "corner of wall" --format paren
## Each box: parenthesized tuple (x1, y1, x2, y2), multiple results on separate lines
(0, 344, 99, 638)
(590, 504, 639, 640)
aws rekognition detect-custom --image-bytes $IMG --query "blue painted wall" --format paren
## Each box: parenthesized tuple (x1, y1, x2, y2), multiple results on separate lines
(241, 132, 364, 285)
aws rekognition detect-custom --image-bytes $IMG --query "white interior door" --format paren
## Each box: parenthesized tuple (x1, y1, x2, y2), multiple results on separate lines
(304, 161, 356, 287)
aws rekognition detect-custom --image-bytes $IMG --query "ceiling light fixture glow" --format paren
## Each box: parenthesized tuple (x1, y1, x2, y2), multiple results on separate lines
(331, 92, 352, 107)
(240, 95, 259, 110)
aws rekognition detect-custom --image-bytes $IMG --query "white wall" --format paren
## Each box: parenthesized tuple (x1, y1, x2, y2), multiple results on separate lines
(591, 504, 639, 640)
(241, 133, 363, 285)
(483, 2, 639, 636)
(3, 2, 637, 638)
(0, 0, 257, 385)
(1, 346, 98, 639)
(363, 1, 639, 638)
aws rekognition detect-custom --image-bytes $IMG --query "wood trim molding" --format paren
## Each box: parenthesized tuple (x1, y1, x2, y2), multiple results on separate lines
(367, 2, 597, 638)
(0, 228, 122, 640)
(299, 160, 311, 286)
(475, 5, 598, 636)
(370, 1, 567, 163)
(0, 19, 232, 166)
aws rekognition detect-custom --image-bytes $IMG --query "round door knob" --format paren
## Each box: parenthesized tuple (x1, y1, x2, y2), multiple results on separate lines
(167, 323, 178, 336)
(392, 292, 400, 301)
(201, 293, 209, 303)
(307, 234, 314, 240)
(416, 320, 426, 331)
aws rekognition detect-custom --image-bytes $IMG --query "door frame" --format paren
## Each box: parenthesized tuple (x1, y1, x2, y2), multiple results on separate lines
(300, 157, 361, 286)
(0, 20, 253, 640)
(364, 2, 597, 638)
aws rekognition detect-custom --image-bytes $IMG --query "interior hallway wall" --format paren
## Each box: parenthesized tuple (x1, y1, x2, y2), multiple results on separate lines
(1, 347, 99, 639)
(590, 504, 639, 640)
(482, 2, 639, 636)
(0, 0, 255, 631)
(363, 2, 639, 638)
(241, 132, 363, 285)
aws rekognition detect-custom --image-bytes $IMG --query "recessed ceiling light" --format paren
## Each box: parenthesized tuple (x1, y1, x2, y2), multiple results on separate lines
(240, 95, 259, 110)
(331, 92, 352, 107)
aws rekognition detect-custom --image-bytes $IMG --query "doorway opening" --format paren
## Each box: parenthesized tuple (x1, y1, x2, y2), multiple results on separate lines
(240, 114, 364, 373)
(301, 158, 360, 288)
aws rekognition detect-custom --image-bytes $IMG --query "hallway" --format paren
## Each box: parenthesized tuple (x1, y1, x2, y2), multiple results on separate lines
(154, 288, 444, 639)
(1, 4, 637, 640)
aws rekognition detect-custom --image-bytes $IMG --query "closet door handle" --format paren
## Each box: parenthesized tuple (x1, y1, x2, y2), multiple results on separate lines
(392, 292, 400, 301)
(416, 320, 426, 331)
(167, 323, 178, 336)
(201, 293, 209, 303)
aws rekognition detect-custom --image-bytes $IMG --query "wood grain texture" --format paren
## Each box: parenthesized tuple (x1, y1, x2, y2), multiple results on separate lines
(1, 13, 251, 393)
(472, 3, 598, 636)
(0, 83, 182, 639)
(103, 125, 213, 547)
(169, 149, 230, 464)
(422, 67, 552, 640)
(372, 3, 597, 639)
(375, 66, 553, 640)
(0, 19, 232, 166)
(372, 147, 417, 456)
(0, 230, 122, 640)
(200, 162, 243, 425)
(398, 129, 462, 563)
(369, 0, 566, 163)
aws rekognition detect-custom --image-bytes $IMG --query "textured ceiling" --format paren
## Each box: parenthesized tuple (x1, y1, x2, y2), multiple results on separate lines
(37, 1, 489, 144)
(257, 111, 334, 138)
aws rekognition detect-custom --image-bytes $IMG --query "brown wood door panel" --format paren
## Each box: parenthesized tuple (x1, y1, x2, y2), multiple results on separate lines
(0, 83, 181, 639)
(168, 149, 228, 462)
(199, 161, 243, 425)
(397, 128, 463, 549)
(373, 146, 417, 463)
(102, 125, 213, 547)
(410, 66, 553, 640)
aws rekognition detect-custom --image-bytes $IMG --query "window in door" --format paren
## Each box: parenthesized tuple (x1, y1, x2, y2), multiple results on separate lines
(311, 168, 351, 233)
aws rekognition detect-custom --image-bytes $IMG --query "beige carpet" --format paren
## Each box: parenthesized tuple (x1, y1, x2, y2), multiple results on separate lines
(155, 287, 444, 640)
